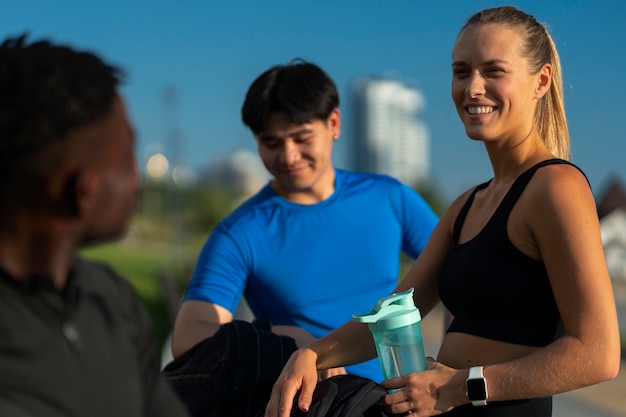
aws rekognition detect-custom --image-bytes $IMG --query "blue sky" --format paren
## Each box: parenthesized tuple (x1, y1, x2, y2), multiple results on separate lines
(2, 0, 625, 202)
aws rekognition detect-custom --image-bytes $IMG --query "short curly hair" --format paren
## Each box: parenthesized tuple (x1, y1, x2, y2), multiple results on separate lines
(0, 33, 123, 214)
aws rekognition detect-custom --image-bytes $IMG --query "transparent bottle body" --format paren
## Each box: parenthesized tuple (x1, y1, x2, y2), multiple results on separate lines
(372, 322, 427, 380)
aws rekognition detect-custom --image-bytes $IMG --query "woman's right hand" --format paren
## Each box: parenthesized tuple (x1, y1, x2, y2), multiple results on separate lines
(265, 347, 320, 417)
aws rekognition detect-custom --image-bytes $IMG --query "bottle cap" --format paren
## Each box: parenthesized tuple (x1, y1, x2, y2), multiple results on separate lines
(352, 288, 421, 330)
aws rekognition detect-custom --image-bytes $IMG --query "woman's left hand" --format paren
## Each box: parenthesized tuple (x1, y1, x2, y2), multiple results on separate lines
(377, 358, 466, 417)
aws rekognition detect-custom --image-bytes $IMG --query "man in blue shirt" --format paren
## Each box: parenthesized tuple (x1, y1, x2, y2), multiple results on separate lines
(172, 60, 438, 382)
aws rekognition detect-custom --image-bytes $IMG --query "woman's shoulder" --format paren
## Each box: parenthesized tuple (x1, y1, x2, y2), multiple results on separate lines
(518, 160, 596, 231)
(526, 160, 591, 200)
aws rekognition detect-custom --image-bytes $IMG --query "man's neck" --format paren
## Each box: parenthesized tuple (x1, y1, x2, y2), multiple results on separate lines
(271, 167, 337, 205)
(0, 221, 77, 291)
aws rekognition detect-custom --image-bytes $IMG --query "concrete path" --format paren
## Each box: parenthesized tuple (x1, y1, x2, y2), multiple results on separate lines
(553, 393, 623, 417)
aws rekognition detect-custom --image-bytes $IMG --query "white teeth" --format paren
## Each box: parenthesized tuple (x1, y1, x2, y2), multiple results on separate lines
(467, 106, 494, 115)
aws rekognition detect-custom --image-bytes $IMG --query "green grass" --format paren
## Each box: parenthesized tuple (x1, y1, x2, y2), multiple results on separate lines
(82, 243, 165, 297)
(80, 240, 194, 350)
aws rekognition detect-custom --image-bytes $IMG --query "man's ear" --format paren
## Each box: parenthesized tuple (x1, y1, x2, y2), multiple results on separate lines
(328, 108, 341, 139)
(60, 169, 99, 219)
(47, 171, 78, 218)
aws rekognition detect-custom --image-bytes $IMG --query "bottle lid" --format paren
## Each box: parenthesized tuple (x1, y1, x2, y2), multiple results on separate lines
(352, 288, 421, 330)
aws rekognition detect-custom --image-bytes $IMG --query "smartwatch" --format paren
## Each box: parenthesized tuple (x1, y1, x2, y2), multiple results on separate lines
(466, 366, 488, 406)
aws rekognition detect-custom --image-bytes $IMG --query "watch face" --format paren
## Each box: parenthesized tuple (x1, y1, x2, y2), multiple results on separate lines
(467, 378, 487, 401)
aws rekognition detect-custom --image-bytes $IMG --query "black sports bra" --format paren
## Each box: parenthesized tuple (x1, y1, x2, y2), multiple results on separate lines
(438, 159, 585, 346)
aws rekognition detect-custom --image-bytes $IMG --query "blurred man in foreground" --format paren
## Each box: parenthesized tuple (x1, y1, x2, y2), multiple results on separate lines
(0, 34, 189, 417)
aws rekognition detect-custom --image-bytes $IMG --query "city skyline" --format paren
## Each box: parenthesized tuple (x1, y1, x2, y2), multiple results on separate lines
(2, 0, 625, 202)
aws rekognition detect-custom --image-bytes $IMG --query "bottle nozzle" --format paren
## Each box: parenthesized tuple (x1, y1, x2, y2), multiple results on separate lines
(352, 288, 420, 327)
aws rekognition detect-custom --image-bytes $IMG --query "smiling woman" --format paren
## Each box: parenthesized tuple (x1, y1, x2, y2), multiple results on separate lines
(451, 13, 569, 161)
(264, 6, 620, 417)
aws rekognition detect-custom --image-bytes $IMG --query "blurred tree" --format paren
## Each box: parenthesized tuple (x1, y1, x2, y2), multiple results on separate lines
(414, 180, 450, 217)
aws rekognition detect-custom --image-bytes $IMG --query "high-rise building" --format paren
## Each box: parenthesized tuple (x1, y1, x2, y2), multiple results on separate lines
(351, 77, 429, 187)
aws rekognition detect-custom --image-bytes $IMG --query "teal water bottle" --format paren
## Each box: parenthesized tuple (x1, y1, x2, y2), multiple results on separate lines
(353, 288, 427, 380)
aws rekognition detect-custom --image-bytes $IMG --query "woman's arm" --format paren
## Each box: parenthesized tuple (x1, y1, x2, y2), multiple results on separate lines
(376, 165, 621, 416)
(485, 164, 620, 400)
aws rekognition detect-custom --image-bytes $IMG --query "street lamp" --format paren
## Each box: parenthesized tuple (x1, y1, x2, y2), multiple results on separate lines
(146, 153, 170, 180)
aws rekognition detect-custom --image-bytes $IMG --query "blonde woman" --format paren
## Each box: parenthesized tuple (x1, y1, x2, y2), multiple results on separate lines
(265, 6, 620, 417)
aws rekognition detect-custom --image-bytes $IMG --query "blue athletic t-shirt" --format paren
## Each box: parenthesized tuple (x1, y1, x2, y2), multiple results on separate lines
(184, 169, 438, 381)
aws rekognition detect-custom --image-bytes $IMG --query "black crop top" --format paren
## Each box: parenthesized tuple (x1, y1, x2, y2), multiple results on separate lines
(438, 159, 584, 347)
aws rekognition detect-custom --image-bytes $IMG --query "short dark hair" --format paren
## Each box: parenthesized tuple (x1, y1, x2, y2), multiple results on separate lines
(241, 60, 339, 134)
(0, 33, 123, 213)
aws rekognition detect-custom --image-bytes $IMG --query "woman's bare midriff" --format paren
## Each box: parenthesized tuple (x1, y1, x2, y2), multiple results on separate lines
(437, 332, 541, 369)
